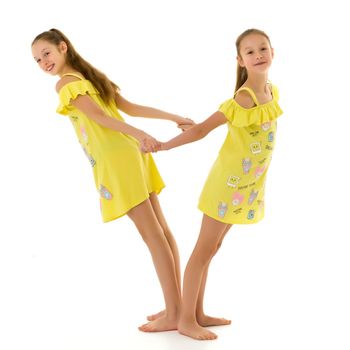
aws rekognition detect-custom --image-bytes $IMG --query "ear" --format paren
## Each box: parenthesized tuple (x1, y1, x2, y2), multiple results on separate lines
(59, 41, 68, 53)
(236, 55, 245, 68)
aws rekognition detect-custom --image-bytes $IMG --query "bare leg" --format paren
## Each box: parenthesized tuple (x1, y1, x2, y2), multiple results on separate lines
(127, 197, 181, 332)
(196, 225, 232, 327)
(146, 192, 181, 321)
(178, 215, 230, 340)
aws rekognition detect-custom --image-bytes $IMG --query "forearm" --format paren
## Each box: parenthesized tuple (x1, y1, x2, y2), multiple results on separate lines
(93, 113, 147, 141)
(130, 104, 181, 122)
(164, 123, 207, 150)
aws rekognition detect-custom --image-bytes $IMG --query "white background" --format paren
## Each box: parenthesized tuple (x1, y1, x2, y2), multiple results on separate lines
(1, 0, 349, 349)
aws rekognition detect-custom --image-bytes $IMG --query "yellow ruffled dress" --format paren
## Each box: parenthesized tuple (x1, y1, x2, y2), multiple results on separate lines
(198, 84, 283, 224)
(56, 73, 165, 222)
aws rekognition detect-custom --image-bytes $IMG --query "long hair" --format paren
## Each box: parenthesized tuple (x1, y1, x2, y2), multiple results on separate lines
(32, 29, 119, 104)
(235, 29, 271, 92)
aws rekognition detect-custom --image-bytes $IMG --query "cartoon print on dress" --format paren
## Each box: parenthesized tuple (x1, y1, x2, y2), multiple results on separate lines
(247, 210, 255, 220)
(100, 185, 113, 200)
(232, 191, 244, 206)
(250, 142, 262, 154)
(268, 131, 274, 142)
(257, 200, 265, 212)
(261, 121, 271, 131)
(242, 158, 252, 174)
(70, 115, 79, 123)
(218, 202, 228, 218)
(248, 189, 259, 205)
(227, 175, 240, 188)
(82, 147, 96, 167)
(255, 165, 266, 178)
(249, 130, 260, 137)
(81, 126, 88, 144)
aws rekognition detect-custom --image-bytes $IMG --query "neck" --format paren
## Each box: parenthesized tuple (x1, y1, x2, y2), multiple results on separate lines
(58, 65, 75, 77)
(245, 73, 269, 93)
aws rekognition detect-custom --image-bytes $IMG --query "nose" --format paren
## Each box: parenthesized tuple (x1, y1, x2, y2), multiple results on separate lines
(40, 58, 49, 70)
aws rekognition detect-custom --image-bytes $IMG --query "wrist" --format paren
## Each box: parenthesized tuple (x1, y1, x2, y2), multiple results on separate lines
(162, 142, 171, 151)
(173, 115, 184, 123)
(134, 130, 148, 142)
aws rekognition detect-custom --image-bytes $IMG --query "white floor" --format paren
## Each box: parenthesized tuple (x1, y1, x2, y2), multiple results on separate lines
(1, 212, 350, 350)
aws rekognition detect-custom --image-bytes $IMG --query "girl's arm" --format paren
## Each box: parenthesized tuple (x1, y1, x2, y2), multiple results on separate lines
(115, 94, 194, 128)
(69, 94, 160, 150)
(158, 111, 227, 151)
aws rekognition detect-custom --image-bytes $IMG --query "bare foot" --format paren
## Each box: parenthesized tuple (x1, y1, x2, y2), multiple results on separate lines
(147, 310, 165, 321)
(197, 314, 231, 327)
(178, 320, 217, 340)
(139, 315, 178, 332)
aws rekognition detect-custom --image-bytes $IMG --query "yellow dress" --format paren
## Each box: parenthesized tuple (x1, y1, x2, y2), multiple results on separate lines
(56, 73, 165, 222)
(198, 84, 283, 224)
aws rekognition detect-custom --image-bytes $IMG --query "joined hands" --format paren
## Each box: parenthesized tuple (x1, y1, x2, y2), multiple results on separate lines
(140, 117, 195, 153)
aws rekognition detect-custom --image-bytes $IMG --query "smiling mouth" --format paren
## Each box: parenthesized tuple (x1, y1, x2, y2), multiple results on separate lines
(46, 64, 55, 72)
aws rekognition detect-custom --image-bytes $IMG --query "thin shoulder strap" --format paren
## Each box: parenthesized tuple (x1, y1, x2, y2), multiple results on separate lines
(234, 87, 260, 106)
(61, 72, 84, 80)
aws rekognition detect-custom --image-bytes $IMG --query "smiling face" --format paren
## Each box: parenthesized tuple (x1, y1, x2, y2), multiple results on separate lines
(237, 34, 274, 75)
(32, 39, 68, 76)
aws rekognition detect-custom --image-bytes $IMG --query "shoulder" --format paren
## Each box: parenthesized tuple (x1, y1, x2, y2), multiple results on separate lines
(234, 89, 256, 109)
(55, 75, 81, 93)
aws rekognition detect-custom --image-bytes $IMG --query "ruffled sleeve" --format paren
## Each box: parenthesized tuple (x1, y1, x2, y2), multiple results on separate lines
(219, 85, 283, 127)
(56, 80, 100, 115)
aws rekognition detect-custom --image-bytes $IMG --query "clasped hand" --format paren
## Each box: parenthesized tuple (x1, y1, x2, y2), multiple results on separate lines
(140, 135, 162, 153)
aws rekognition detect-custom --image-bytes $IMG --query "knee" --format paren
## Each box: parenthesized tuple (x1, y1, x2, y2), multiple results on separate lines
(139, 225, 165, 246)
(195, 245, 218, 266)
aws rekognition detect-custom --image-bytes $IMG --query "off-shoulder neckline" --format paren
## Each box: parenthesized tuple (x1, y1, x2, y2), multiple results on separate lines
(232, 84, 276, 111)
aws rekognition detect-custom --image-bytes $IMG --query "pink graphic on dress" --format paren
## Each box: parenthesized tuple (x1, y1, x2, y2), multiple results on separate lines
(255, 165, 266, 178)
(232, 191, 244, 206)
(257, 199, 265, 211)
(81, 126, 88, 143)
(261, 122, 271, 131)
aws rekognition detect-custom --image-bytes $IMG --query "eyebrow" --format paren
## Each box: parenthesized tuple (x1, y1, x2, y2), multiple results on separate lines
(243, 42, 269, 50)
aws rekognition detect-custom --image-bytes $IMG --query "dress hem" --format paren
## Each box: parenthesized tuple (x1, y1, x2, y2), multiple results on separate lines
(102, 185, 165, 223)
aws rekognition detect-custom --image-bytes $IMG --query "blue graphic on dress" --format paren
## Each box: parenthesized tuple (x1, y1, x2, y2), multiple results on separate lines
(242, 158, 252, 174)
(100, 185, 113, 200)
(247, 210, 255, 220)
(268, 131, 274, 142)
(218, 202, 228, 218)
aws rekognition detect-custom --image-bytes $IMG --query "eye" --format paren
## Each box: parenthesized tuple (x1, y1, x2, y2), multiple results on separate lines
(36, 58, 41, 63)
(44, 51, 50, 57)
(247, 51, 253, 55)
